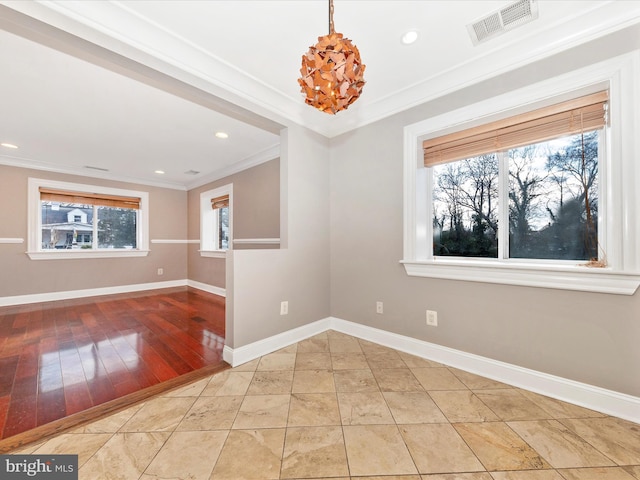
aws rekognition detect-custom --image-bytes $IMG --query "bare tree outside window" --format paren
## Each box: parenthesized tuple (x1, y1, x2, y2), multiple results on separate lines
(432, 130, 599, 261)
(509, 131, 598, 260)
(217, 206, 229, 250)
(97, 207, 137, 249)
(433, 154, 499, 257)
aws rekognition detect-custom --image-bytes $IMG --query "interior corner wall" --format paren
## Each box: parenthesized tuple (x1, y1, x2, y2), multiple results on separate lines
(227, 125, 331, 349)
(0, 164, 188, 298)
(329, 25, 640, 397)
(186, 158, 281, 290)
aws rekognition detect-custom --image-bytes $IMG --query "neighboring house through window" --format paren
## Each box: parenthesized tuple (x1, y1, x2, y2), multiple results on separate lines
(42, 205, 94, 249)
(28, 178, 149, 259)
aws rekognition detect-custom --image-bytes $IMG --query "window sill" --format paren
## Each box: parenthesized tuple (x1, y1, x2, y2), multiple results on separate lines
(199, 250, 227, 258)
(400, 259, 640, 295)
(27, 250, 150, 260)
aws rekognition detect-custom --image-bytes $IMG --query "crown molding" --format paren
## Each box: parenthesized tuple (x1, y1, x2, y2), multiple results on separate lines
(0, 142, 280, 192)
(319, 2, 640, 137)
(2, 1, 639, 139)
(185, 144, 280, 190)
(0, 155, 188, 190)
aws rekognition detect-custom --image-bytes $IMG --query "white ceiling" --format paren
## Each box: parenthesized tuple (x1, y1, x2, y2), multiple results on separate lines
(1, 1, 639, 189)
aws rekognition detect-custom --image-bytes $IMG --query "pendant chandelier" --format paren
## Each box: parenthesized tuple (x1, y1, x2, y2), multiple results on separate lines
(298, 0, 366, 114)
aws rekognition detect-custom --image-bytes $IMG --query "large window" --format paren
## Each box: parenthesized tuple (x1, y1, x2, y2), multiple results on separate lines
(429, 91, 605, 264)
(28, 178, 149, 259)
(402, 53, 640, 294)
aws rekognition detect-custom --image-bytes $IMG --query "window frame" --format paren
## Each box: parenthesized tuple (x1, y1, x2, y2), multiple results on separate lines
(27, 178, 150, 260)
(200, 184, 233, 258)
(402, 52, 640, 295)
(429, 130, 605, 264)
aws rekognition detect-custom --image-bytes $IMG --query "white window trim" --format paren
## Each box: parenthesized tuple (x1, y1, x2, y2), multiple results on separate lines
(27, 178, 150, 260)
(402, 52, 640, 295)
(200, 183, 232, 257)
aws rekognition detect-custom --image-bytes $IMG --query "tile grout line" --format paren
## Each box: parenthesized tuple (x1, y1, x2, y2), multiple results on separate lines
(10, 330, 640, 479)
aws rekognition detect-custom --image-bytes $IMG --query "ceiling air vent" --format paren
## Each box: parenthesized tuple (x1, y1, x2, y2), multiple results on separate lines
(84, 165, 109, 172)
(184, 169, 200, 175)
(467, 0, 539, 46)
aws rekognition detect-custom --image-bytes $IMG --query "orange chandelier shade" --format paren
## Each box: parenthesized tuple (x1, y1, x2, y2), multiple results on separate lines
(298, 0, 366, 114)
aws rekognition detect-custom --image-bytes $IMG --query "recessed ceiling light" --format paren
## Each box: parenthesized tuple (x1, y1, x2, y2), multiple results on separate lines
(401, 30, 419, 45)
(1, 142, 18, 149)
(215, 132, 229, 139)
(155, 170, 165, 174)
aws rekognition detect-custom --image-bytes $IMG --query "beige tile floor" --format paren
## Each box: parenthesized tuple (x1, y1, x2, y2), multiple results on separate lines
(11, 330, 640, 480)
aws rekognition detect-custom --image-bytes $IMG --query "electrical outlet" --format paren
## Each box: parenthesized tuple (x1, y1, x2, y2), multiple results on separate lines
(280, 301, 289, 315)
(376, 301, 383, 314)
(157, 268, 164, 275)
(426, 310, 438, 326)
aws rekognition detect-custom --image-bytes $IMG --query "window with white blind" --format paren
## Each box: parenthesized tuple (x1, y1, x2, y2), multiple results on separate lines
(28, 178, 149, 259)
(402, 53, 640, 294)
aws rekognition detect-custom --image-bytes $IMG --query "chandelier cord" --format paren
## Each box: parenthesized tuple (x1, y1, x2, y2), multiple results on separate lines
(329, 0, 335, 34)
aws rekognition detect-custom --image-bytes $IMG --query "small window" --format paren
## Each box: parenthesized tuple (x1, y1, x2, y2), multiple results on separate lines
(211, 195, 230, 250)
(28, 178, 149, 259)
(200, 185, 232, 257)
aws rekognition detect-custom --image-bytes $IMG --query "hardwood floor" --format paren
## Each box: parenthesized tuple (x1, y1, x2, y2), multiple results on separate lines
(0, 286, 226, 446)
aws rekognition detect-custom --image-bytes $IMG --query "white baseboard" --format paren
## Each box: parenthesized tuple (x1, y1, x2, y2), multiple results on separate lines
(0, 279, 226, 306)
(0, 279, 189, 307)
(187, 280, 226, 298)
(224, 316, 640, 424)
(223, 319, 330, 366)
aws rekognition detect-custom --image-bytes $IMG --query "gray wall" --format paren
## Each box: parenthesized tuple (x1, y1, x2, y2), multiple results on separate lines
(0, 165, 188, 297)
(2, 23, 638, 399)
(228, 125, 330, 348)
(0, 155, 281, 298)
(187, 158, 280, 289)
(329, 25, 640, 397)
